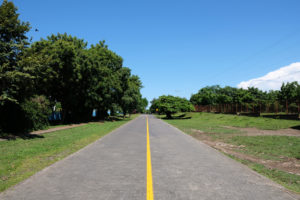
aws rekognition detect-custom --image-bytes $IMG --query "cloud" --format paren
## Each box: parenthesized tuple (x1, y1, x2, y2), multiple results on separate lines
(237, 62, 300, 91)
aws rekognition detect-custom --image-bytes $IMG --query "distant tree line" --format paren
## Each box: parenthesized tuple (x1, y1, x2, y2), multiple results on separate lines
(0, 0, 147, 134)
(190, 83, 300, 113)
(150, 82, 300, 119)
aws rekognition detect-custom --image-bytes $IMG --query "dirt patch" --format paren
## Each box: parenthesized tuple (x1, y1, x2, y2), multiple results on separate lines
(190, 130, 300, 176)
(0, 123, 88, 141)
(31, 123, 87, 135)
(223, 126, 300, 137)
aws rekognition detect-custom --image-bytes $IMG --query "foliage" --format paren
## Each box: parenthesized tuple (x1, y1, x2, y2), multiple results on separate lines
(278, 82, 299, 104)
(0, 0, 35, 133)
(137, 97, 148, 113)
(190, 83, 300, 110)
(150, 95, 194, 118)
(20, 95, 51, 131)
(0, 1, 146, 134)
(0, 0, 32, 105)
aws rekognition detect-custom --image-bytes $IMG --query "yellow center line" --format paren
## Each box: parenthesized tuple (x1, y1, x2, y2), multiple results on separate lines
(146, 116, 154, 200)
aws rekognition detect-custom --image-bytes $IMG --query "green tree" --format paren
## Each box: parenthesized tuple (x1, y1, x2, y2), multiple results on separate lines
(152, 95, 194, 119)
(117, 69, 143, 117)
(0, 0, 32, 104)
(278, 82, 298, 113)
(137, 97, 148, 113)
(190, 85, 220, 105)
(86, 41, 123, 119)
(0, 0, 35, 133)
(26, 33, 88, 122)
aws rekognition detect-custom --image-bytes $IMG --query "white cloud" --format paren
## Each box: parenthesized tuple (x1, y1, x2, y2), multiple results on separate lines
(237, 62, 300, 91)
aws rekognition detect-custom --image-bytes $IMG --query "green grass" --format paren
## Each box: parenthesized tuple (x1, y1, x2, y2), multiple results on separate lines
(160, 112, 300, 193)
(0, 115, 138, 192)
(229, 135, 300, 160)
(160, 112, 300, 131)
(228, 154, 300, 193)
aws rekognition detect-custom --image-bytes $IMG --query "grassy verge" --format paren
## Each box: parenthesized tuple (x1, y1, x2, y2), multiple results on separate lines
(229, 135, 300, 160)
(158, 112, 300, 130)
(0, 114, 139, 192)
(159, 112, 300, 193)
(227, 154, 300, 193)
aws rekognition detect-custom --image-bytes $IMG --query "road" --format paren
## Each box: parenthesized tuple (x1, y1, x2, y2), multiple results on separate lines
(0, 115, 298, 200)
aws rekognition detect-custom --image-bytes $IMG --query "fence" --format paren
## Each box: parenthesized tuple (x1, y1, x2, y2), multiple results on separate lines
(194, 102, 300, 117)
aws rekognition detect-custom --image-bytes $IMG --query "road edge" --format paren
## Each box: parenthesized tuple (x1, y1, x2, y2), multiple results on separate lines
(0, 115, 142, 196)
(154, 115, 300, 200)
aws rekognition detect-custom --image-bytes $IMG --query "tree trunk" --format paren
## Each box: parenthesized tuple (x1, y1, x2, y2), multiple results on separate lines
(260, 103, 262, 114)
(97, 109, 108, 120)
(166, 112, 172, 119)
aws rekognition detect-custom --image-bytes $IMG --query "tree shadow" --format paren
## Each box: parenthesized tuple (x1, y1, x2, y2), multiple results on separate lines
(0, 133, 44, 141)
(106, 115, 126, 121)
(291, 125, 300, 130)
(162, 114, 192, 120)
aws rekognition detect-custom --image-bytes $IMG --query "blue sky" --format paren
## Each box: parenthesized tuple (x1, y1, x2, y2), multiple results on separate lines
(10, 0, 300, 102)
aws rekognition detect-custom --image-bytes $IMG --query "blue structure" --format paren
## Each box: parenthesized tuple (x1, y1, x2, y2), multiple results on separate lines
(92, 109, 97, 117)
(49, 112, 62, 121)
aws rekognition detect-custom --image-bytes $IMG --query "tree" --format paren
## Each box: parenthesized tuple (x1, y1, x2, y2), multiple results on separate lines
(26, 33, 87, 122)
(86, 41, 123, 119)
(151, 95, 194, 119)
(0, 0, 32, 104)
(278, 82, 298, 113)
(0, 0, 145, 133)
(117, 70, 143, 117)
(190, 85, 220, 105)
(0, 0, 35, 133)
(137, 97, 148, 113)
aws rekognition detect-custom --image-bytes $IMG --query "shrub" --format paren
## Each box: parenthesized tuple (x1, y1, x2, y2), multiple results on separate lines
(21, 95, 52, 131)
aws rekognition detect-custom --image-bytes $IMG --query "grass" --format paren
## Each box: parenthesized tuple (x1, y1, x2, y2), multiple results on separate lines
(157, 113, 241, 135)
(229, 135, 300, 160)
(228, 154, 300, 193)
(159, 112, 300, 193)
(0, 114, 138, 192)
(160, 112, 300, 130)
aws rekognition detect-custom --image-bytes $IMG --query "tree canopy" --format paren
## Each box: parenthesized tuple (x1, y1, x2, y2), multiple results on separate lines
(150, 95, 194, 118)
(190, 83, 300, 113)
(0, 1, 146, 134)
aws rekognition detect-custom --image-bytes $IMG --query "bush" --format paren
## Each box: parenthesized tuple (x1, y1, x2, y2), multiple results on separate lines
(21, 95, 52, 131)
(0, 95, 52, 135)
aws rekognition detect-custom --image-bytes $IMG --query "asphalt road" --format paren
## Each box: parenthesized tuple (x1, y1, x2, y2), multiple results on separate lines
(1, 115, 298, 200)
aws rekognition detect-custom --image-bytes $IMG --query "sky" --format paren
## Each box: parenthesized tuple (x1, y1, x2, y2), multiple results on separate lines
(9, 0, 300, 102)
